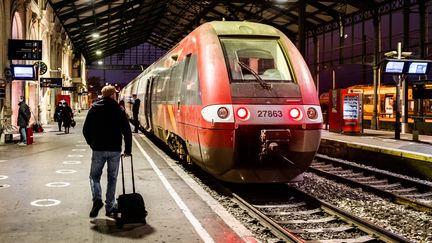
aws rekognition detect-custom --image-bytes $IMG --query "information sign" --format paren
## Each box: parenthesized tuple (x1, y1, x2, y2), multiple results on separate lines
(8, 39, 42, 60)
(40, 78, 62, 88)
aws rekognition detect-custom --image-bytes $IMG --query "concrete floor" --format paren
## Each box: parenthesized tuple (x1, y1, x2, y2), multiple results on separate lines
(0, 111, 255, 243)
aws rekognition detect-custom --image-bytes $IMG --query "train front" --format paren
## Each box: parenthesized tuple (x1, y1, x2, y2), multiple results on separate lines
(199, 22, 322, 183)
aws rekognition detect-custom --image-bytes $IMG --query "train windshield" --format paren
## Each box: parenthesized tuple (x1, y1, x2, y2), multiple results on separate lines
(220, 38, 293, 83)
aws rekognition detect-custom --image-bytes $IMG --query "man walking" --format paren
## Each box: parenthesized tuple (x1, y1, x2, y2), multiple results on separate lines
(132, 94, 140, 133)
(17, 96, 30, 146)
(83, 85, 132, 218)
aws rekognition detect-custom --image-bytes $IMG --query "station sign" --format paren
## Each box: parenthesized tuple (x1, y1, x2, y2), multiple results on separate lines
(62, 86, 77, 92)
(40, 78, 62, 88)
(8, 39, 42, 60)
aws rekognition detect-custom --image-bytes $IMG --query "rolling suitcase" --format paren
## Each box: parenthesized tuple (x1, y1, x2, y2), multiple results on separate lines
(26, 127, 33, 145)
(115, 154, 147, 228)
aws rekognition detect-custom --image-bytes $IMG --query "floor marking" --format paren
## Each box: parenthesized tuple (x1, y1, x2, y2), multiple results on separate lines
(67, 154, 83, 158)
(72, 149, 86, 152)
(139, 134, 255, 240)
(63, 161, 81, 165)
(46, 182, 70, 187)
(133, 136, 215, 243)
(56, 169, 77, 174)
(0, 160, 7, 163)
(77, 140, 85, 143)
(30, 199, 61, 207)
(0, 175, 8, 180)
(0, 184, 10, 189)
(75, 144, 87, 147)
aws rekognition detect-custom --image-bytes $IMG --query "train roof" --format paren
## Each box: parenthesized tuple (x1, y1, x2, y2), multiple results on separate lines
(207, 21, 280, 37)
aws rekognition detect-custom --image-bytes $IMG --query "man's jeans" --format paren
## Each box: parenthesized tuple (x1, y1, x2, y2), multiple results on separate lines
(19, 126, 27, 143)
(89, 151, 121, 212)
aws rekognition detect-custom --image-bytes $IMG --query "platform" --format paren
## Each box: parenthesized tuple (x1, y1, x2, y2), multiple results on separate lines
(0, 111, 255, 243)
(320, 128, 432, 181)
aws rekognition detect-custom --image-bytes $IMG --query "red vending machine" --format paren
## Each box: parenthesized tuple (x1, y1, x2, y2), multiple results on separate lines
(328, 89, 363, 133)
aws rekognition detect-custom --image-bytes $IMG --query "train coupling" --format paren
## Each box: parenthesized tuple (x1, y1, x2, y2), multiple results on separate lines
(259, 129, 291, 160)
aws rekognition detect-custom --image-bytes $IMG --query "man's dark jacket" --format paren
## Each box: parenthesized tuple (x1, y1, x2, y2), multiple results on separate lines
(83, 97, 132, 154)
(17, 101, 30, 127)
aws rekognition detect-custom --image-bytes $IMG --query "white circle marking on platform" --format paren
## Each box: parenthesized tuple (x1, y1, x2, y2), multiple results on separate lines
(67, 154, 83, 158)
(0, 160, 7, 163)
(45, 182, 70, 187)
(72, 149, 86, 152)
(77, 140, 85, 143)
(75, 144, 87, 147)
(63, 160, 81, 165)
(0, 175, 8, 180)
(0, 184, 10, 189)
(56, 169, 77, 174)
(30, 199, 61, 207)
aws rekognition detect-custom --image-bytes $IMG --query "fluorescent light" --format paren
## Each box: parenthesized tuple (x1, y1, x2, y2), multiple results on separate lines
(97, 61, 103, 65)
(96, 50, 102, 55)
(92, 33, 100, 38)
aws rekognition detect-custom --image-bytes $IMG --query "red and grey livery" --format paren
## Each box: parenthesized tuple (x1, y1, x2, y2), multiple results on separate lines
(119, 21, 322, 183)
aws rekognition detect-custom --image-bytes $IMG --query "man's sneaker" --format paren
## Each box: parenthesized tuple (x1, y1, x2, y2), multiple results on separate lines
(17, 142, 27, 146)
(89, 199, 103, 218)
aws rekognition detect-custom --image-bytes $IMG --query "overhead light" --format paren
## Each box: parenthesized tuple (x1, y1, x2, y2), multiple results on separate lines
(92, 33, 100, 38)
(97, 61, 103, 65)
(96, 50, 102, 55)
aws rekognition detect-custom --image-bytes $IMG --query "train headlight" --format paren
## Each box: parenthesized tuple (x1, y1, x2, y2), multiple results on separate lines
(307, 107, 318, 119)
(217, 107, 230, 119)
(236, 107, 250, 120)
(289, 107, 303, 121)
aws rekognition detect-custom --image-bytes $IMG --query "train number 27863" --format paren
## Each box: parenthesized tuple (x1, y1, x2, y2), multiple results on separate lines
(257, 110, 283, 117)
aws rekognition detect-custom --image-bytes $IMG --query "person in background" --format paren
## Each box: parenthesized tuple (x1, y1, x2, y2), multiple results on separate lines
(54, 102, 64, 132)
(62, 102, 73, 134)
(17, 96, 31, 146)
(132, 94, 141, 133)
(83, 85, 132, 218)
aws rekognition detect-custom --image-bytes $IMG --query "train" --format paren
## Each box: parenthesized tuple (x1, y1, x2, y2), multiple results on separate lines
(119, 21, 323, 183)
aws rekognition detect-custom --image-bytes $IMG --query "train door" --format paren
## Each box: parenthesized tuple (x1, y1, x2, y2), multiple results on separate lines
(176, 55, 191, 138)
(144, 77, 154, 132)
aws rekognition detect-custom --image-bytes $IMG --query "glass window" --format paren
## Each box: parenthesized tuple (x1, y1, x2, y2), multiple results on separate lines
(220, 38, 293, 82)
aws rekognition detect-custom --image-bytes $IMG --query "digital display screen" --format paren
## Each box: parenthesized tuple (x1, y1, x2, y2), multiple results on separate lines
(12, 65, 35, 80)
(384, 61, 405, 73)
(408, 62, 428, 74)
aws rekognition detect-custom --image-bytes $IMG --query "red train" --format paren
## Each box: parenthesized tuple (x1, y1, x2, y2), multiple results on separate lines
(119, 21, 322, 183)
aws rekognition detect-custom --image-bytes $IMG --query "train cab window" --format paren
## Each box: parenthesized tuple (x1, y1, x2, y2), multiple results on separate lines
(220, 38, 293, 83)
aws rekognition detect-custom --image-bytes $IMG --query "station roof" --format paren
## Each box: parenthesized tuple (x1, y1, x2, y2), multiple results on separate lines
(48, 0, 389, 63)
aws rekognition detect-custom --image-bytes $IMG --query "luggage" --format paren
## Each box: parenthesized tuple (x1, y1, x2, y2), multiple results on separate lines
(26, 128, 33, 145)
(115, 154, 147, 228)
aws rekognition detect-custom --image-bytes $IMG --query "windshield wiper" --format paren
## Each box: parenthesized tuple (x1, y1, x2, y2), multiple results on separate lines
(238, 61, 272, 90)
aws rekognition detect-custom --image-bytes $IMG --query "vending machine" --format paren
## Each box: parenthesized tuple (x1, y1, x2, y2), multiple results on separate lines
(328, 89, 363, 133)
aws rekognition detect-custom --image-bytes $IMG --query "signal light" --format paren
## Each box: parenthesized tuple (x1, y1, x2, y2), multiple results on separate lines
(217, 107, 229, 119)
(289, 107, 302, 120)
(307, 107, 318, 119)
(236, 107, 250, 120)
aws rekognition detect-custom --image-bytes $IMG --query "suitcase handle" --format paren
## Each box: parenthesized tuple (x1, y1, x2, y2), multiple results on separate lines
(120, 154, 135, 194)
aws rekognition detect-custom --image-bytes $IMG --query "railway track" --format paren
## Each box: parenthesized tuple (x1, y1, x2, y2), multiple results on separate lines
(310, 154, 432, 214)
(229, 184, 410, 242)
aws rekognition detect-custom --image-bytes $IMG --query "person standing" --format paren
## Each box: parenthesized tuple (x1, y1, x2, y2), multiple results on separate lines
(54, 102, 64, 131)
(62, 102, 73, 134)
(132, 94, 141, 133)
(17, 96, 31, 146)
(83, 85, 132, 218)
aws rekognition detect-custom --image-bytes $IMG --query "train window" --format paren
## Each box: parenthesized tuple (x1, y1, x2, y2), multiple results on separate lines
(166, 61, 185, 104)
(220, 38, 293, 83)
(180, 55, 201, 105)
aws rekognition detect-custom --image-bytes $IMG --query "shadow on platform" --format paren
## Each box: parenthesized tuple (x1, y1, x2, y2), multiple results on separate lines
(90, 218, 154, 238)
